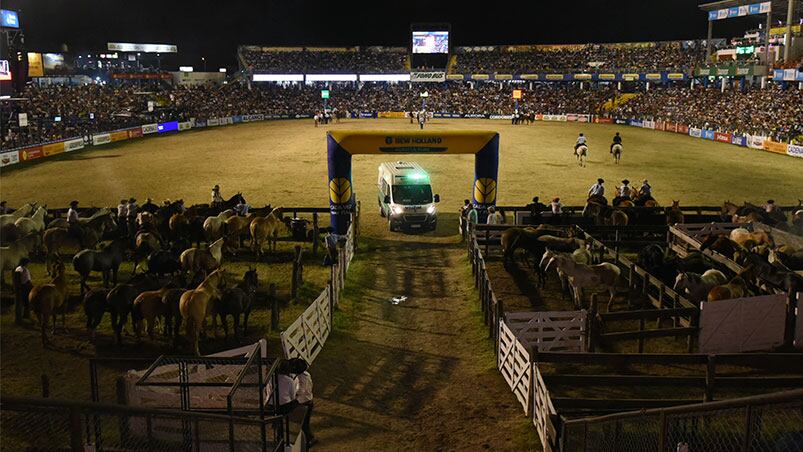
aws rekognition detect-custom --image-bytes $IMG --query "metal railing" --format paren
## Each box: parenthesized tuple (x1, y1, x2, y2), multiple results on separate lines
(0, 395, 285, 452)
(560, 388, 803, 452)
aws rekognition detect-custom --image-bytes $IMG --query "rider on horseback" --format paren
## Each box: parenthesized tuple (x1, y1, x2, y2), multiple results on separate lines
(67, 200, 84, 243)
(610, 132, 622, 153)
(574, 133, 587, 151)
(211, 185, 223, 207)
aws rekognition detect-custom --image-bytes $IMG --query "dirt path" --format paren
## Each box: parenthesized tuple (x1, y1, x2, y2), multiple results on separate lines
(309, 224, 537, 450)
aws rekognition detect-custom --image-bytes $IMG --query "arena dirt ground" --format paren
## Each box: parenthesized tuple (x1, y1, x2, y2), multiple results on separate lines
(1, 119, 801, 449)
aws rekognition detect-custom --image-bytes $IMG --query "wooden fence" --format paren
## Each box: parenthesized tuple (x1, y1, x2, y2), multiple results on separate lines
(698, 293, 791, 353)
(505, 311, 588, 353)
(498, 320, 533, 414)
(280, 203, 359, 364)
(532, 364, 559, 452)
(668, 222, 748, 274)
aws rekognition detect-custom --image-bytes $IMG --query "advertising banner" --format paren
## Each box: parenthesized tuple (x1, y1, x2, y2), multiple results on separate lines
(224, 117, 234, 125)
(42, 142, 65, 157)
(141, 123, 158, 134)
(731, 135, 747, 147)
(207, 118, 220, 127)
(654, 120, 665, 131)
(489, 115, 514, 120)
(665, 122, 678, 132)
(157, 121, 178, 133)
(178, 121, 192, 131)
(463, 113, 487, 119)
(378, 112, 408, 119)
(64, 138, 85, 152)
(642, 120, 655, 129)
(92, 133, 111, 146)
(410, 71, 446, 82)
(677, 124, 689, 134)
(615, 119, 628, 125)
(763, 140, 789, 155)
(748, 135, 766, 149)
(232, 116, 243, 124)
(18, 113, 28, 127)
(578, 114, 590, 123)
(566, 114, 578, 122)
(27, 53, 44, 77)
(628, 119, 643, 127)
(689, 127, 702, 138)
(359, 111, 377, 118)
(714, 132, 732, 143)
(594, 117, 613, 124)
(195, 119, 207, 128)
(19, 146, 44, 161)
(127, 127, 143, 138)
(109, 131, 129, 142)
(787, 144, 803, 158)
(702, 130, 716, 140)
(433, 113, 462, 118)
(252, 114, 264, 121)
(0, 150, 20, 167)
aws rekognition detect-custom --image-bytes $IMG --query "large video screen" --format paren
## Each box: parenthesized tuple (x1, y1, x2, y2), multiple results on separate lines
(412, 31, 449, 54)
(1, 9, 19, 28)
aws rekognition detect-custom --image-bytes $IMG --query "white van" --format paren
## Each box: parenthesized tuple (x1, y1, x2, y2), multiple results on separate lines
(377, 161, 439, 232)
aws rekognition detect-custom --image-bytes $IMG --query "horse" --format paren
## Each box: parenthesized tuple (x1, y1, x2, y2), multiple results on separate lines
(0, 203, 35, 228)
(180, 237, 225, 275)
(146, 249, 182, 277)
(216, 268, 258, 341)
(83, 288, 110, 340)
(225, 213, 256, 249)
(154, 200, 186, 238)
(540, 247, 593, 299)
(543, 252, 621, 311)
(582, 202, 628, 226)
(730, 227, 773, 248)
(133, 279, 184, 341)
(0, 233, 41, 286)
(203, 209, 237, 242)
(699, 234, 737, 258)
(574, 144, 588, 167)
(665, 201, 684, 225)
(500, 225, 569, 271)
(611, 143, 622, 164)
(105, 273, 162, 345)
(769, 248, 803, 271)
(47, 207, 111, 229)
(180, 268, 227, 355)
(250, 207, 287, 258)
(132, 231, 163, 274)
(674, 270, 728, 303)
(29, 259, 69, 346)
(707, 276, 748, 301)
(43, 212, 117, 261)
(73, 237, 128, 294)
(15, 205, 47, 236)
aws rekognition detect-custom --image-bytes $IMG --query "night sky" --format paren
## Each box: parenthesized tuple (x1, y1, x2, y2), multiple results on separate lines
(4, 0, 766, 70)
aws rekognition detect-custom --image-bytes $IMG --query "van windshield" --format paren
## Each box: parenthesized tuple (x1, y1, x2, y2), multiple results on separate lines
(392, 184, 433, 205)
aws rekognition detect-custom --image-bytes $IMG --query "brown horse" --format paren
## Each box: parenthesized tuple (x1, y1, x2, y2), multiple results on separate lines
(665, 200, 684, 225)
(133, 281, 183, 341)
(29, 259, 69, 345)
(43, 212, 116, 261)
(179, 268, 227, 355)
(180, 237, 225, 275)
(224, 213, 256, 248)
(707, 276, 748, 301)
(730, 228, 773, 248)
(583, 202, 628, 226)
(250, 207, 287, 257)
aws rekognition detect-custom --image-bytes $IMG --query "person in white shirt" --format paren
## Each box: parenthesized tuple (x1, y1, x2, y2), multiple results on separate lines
(67, 200, 84, 242)
(13, 257, 32, 321)
(289, 358, 316, 447)
(574, 133, 587, 151)
(617, 180, 632, 199)
(117, 199, 129, 236)
(486, 206, 502, 225)
(551, 197, 563, 215)
(588, 178, 605, 198)
(234, 201, 251, 216)
(211, 185, 223, 206)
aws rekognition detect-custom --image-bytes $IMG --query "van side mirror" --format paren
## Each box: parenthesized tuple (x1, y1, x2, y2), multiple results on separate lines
(384, 195, 391, 204)
(434, 194, 440, 203)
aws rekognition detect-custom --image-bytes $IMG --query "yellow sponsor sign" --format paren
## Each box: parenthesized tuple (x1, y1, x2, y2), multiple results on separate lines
(574, 73, 592, 80)
(329, 178, 352, 205)
(328, 130, 497, 155)
(42, 142, 65, 157)
(763, 140, 789, 155)
(623, 73, 640, 81)
(646, 73, 662, 80)
(446, 74, 465, 80)
(598, 73, 616, 80)
(473, 178, 497, 204)
(495, 74, 513, 80)
(667, 73, 685, 80)
(520, 74, 540, 80)
(546, 74, 564, 80)
(110, 131, 129, 142)
(377, 111, 407, 119)
(28, 53, 44, 77)
(471, 74, 490, 80)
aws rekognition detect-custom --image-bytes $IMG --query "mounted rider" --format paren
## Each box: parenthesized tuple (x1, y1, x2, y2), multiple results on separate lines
(211, 185, 224, 207)
(67, 200, 84, 243)
(613, 179, 633, 205)
(574, 133, 588, 151)
(610, 132, 622, 153)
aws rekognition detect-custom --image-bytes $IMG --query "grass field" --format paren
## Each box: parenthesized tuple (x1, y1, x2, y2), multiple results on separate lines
(1, 118, 801, 450)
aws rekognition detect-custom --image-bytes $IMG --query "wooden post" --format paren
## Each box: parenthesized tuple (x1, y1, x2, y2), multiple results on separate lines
(291, 245, 302, 301)
(69, 408, 83, 452)
(41, 374, 50, 398)
(704, 355, 716, 402)
(638, 316, 646, 353)
(269, 283, 279, 331)
(312, 212, 319, 256)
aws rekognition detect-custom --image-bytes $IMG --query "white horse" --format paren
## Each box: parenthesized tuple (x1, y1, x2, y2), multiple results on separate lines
(575, 145, 588, 167)
(0, 203, 35, 228)
(673, 270, 728, 303)
(544, 252, 620, 310)
(15, 205, 47, 236)
(611, 143, 622, 164)
(203, 209, 236, 242)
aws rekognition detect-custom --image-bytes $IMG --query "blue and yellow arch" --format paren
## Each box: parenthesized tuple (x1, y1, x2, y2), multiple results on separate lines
(327, 130, 500, 234)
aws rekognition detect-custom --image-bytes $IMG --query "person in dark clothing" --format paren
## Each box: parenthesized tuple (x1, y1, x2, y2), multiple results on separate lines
(526, 196, 548, 224)
(610, 132, 622, 152)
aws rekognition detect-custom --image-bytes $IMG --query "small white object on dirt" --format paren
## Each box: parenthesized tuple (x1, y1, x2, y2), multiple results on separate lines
(391, 296, 407, 305)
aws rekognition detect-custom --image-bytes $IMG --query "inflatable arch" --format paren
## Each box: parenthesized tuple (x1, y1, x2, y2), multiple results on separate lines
(327, 130, 500, 234)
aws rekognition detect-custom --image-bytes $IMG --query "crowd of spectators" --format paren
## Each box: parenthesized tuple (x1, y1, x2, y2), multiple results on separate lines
(610, 84, 803, 142)
(2, 80, 800, 149)
(240, 48, 408, 74)
(453, 41, 709, 74)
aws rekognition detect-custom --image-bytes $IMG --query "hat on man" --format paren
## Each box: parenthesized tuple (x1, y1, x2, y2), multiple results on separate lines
(597, 178, 604, 184)
(129, 198, 136, 203)
(622, 179, 630, 185)
(70, 200, 79, 207)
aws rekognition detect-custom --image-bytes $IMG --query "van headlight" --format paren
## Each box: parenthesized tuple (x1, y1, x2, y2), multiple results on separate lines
(392, 205, 404, 215)
(426, 205, 436, 214)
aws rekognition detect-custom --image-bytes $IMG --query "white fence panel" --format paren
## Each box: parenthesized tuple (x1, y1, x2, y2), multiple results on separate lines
(497, 320, 533, 414)
(281, 290, 332, 364)
(532, 364, 558, 452)
(505, 310, 588, 352)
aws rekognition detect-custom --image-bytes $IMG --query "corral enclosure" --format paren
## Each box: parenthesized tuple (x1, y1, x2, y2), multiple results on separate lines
(3, 119, 802, 215)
